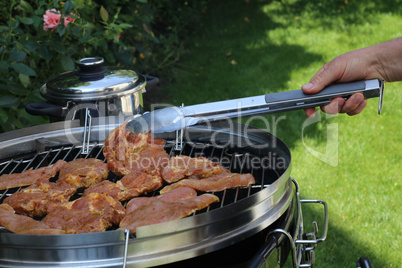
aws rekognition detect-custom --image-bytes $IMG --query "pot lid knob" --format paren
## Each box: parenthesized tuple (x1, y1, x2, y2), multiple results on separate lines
(75, 57, 107, 78)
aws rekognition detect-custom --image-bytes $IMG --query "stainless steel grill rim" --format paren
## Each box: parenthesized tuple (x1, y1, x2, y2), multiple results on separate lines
(0, 117, 294, 267)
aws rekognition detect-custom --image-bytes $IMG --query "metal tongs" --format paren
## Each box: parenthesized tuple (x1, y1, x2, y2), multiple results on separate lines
(126, 79, 384, 134)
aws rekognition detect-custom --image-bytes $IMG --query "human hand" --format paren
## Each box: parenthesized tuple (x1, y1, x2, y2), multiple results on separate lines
(301, 52, 368, 118)
(301, 38, 402, 118)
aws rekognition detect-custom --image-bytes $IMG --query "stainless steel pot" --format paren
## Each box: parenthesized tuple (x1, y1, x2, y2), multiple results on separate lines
(25, 57, 159, 121)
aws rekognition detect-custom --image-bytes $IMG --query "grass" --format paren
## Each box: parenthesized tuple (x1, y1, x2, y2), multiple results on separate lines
(160, 0, 402, 267)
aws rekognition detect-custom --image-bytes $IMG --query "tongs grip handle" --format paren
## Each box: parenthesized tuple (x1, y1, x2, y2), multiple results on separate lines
(264, 79, 382, 108)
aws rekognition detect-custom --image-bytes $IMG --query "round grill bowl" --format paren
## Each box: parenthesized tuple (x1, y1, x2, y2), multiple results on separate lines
(0, 117, 293, 267)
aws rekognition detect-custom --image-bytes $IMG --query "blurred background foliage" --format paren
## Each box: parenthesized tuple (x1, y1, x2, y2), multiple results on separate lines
(0, 0, 207, 132)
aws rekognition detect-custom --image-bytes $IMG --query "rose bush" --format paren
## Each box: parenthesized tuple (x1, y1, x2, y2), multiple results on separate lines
(0, 0, 206, 132)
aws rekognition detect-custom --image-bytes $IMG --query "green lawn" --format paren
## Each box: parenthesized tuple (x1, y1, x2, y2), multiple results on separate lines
(162, 0, 401, 267)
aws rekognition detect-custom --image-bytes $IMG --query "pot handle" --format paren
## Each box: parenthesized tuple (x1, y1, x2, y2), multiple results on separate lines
(25, 102, 65, 117)
(143, 75, 159, 93)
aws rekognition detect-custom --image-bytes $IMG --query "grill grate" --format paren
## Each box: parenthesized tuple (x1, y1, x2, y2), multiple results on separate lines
(0, 140, 280, 231)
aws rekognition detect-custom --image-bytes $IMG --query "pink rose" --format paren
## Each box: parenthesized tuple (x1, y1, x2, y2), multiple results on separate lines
(43, 9, 61, 31)
(43, 9, 75, 32)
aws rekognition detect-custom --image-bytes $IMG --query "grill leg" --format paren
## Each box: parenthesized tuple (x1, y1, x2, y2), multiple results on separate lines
(356, 257, 373, 268)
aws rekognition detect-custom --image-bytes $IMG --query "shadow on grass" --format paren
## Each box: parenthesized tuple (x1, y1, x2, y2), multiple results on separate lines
(166, 0, 336, 149)
(170, 0, 322, 98)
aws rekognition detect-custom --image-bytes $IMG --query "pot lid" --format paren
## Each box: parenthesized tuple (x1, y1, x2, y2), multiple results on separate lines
(40, 57, 145, 102)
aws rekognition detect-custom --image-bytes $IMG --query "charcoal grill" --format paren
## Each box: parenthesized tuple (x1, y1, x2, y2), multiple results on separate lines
(0, 116, 327, 268)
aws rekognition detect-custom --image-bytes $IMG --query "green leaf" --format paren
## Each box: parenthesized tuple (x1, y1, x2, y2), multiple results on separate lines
(18, 17, 34, 25)
(61, 54, 75, 71)
(19, 74, 30, 88)
(12, 63, 37, 76)
(64, 0, 75, 12)
(0, 96, 21, 108)
(66, 45, 78, 56)
(0, 108, 8, 124)
(57, 24, 67, 36)
(29, 58, 36, 70)
(72, 0, 84, 8)
(9, 84, 30, 96)
(0, 26, 8, 32)
(0, 80, 22, 93)
(8, 51, 27, 62)
(136, 0, 147, 3)
(20, 109, 49, 127)
(20, 0, 34, 13)
(113, 34, 120, 44)
(11, 19, 20, 28)
(12, 114, 24, 129)
(119, 23, 133, 28)
(38, 46, 53, 61)
(20, 40, 39, 54)
(35, 8, 44, 16)
(100, 6, 109, 22)
(25, 89, 46, 104)
(32, 15, 41, 28)
(0, 61, 9, 70)
(53, 43, 66, 54)
(78, 35, 91, 43)
(38, 0, 46, 7)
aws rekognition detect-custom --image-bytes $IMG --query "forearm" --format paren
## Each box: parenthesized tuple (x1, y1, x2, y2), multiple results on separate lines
(368, 37, 402, 82)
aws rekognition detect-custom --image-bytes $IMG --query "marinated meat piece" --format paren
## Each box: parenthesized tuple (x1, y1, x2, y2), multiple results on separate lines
(58, 158, 108, 189)
(103, 123, 169, 176)
(160, 172, 255, 194)
(84, 180, 124, 201)
(119, 193, 219, 233)
(0, 204, 66, 235)
(0, 159, 67, 190)
(133, 145, 170, 173)
(3, 179, 76, 217)
(161, 156, 227, 183)
(126, 187, 197, 214)
(43, 193, 125, 234)
(43, 208, 109, 234)
(117, 169, 163, 200)
(84, 169, 163, 201)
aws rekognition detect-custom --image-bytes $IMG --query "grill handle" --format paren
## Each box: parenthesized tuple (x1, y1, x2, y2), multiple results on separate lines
(250, 178, 328, 268)
(264, 80, 382, 111)
(266, 201, 328, 268)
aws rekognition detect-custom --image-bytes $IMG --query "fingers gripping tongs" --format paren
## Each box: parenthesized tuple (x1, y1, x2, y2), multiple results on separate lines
(126, 79, 384, 134)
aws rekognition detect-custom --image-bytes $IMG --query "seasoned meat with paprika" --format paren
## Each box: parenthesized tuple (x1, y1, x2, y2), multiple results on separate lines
(3, 179, 76, 217)
(119, 193, 219, 233)
(103, 123, 169, 176)
(0, 159, 67, 190)
(43, 193, 125, 234)
(84, 169, 163, 201)
(58, 158, 108, 189)
(160, 171, 255, 194)
(161, 155, 227, 183)
(125, 187, 197, 214)
(0, 204, 66, 235)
